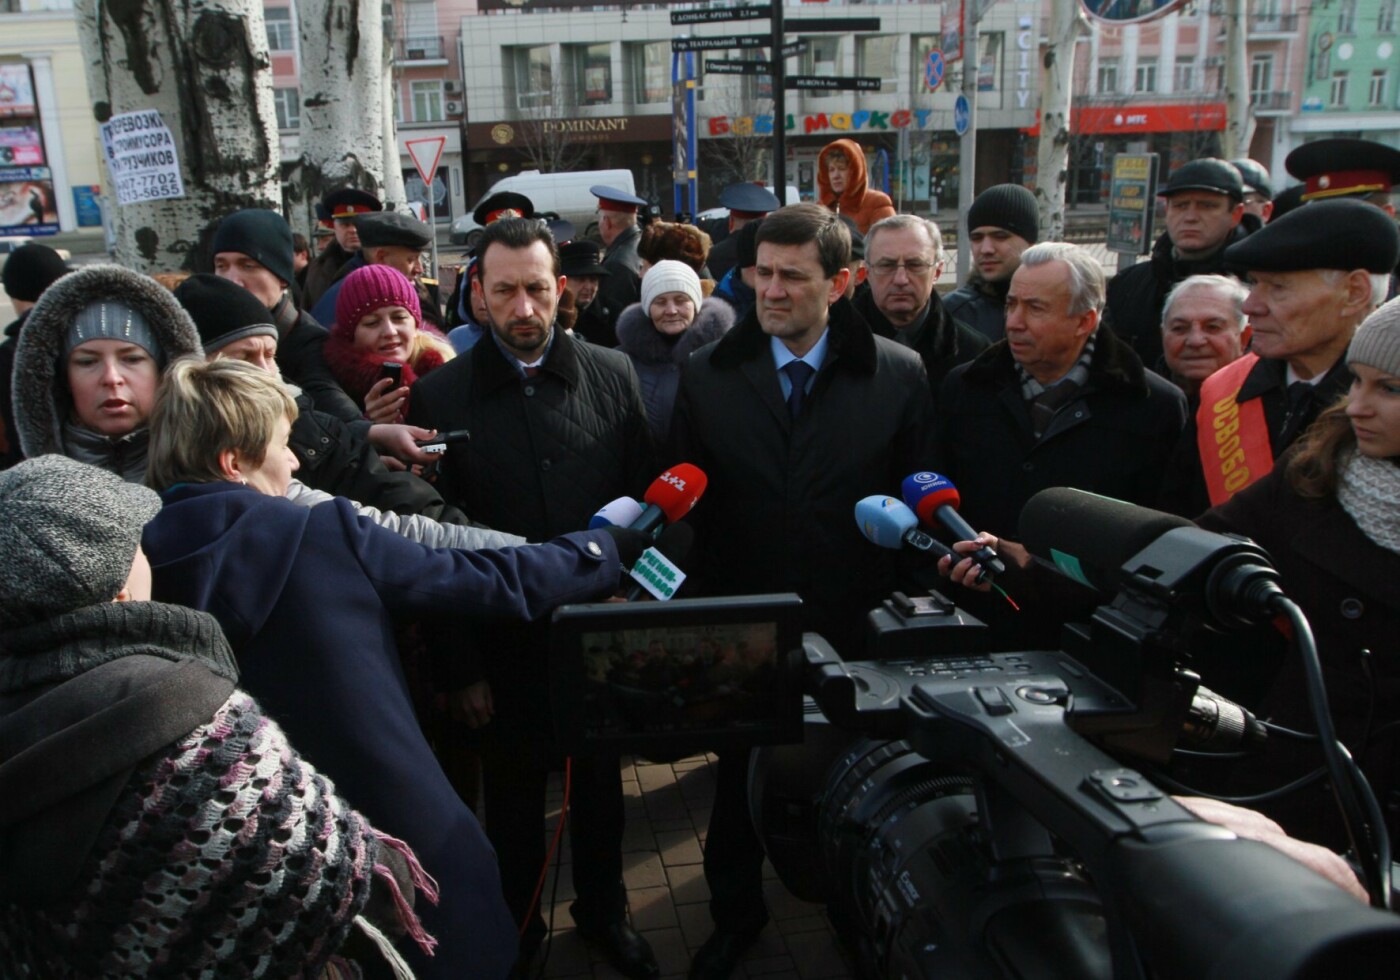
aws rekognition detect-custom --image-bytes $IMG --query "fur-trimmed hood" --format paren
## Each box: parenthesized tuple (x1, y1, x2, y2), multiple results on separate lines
(12, 264, 202, 461)
(614, 297, 735, 367)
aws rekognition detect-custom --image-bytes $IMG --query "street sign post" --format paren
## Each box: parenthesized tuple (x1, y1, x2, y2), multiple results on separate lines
(706, 59, 772, 76)
(924, 50, 946, 92)
(780, 39, 808, 58)
(786, 17, 881, 31)
(954, 93, 970, 135)
(785, 75, 882, 92)
(671, 4, 771, 25)
(671, 34, 768, 52)
(404, 135, 446, 276)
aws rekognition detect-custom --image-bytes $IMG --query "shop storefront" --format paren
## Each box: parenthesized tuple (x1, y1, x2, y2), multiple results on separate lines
(1066, 101, 1226, 205)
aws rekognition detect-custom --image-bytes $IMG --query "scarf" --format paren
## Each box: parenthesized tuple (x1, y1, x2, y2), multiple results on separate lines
(1337, 449, 1400, 555)
(1017, 330, 1098, 439)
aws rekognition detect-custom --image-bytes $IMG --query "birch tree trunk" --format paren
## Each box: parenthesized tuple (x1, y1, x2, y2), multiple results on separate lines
(1035, 0, 1083, 243)
(289, 0, 388, 233)
(381, 53, 407, 210)
(74, 0, 280, 273)
(1220, 0, 1255, 159)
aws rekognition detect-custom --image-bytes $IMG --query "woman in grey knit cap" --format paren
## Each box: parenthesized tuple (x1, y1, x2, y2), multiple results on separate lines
(0, 454, 434, 978)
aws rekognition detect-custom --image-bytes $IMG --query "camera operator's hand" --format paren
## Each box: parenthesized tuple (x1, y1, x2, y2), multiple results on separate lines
(1175, 796, 1367, 902)
(452, 680, 495, 729)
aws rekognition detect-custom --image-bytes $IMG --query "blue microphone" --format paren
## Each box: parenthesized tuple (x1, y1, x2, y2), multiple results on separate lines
(901, 472, 1005, 579)
(590, 496, 644, 529)
(854, 495, 956, 559)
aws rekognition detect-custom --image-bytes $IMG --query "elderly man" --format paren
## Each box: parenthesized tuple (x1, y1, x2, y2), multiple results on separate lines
(561, 240, 615, 347)
(592, 184, 649, 336)
(310, 210, 441, 330)
(944, 183, 1040, 341)
(673, 204, 936, 978)
(1103, 158, 1258, 370)
(936, 242, 1187, 537)
(854, 213, 988, 391)
(407, 218, 658, 979)
(303, 186, 382, 309)
(1160, 274, 1249, 400)
(1160, 198, 1399, 516)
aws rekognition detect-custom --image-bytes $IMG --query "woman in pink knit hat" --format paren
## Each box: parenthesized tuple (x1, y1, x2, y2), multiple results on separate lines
(324, 263, 454, 423)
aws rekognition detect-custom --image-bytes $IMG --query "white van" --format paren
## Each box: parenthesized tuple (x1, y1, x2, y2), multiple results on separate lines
(450, 169, 638, 247)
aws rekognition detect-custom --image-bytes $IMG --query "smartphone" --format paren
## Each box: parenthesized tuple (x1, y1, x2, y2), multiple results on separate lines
(380, 361, 404, 388)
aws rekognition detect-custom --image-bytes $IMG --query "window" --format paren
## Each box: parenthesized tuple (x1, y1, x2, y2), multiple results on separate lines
(1251, 0, 1279, 19)
(1338, 0, 1357, 33)
(803, 36, 840, 78)
(572, 43, 612, 105)
(1174, 56, 1195, 91)
(1250, 53, 1273, 101)
(265, 7, 294, 52)
(977, 33, 1003, 92)
(1314, 44, 1331, 82)
(857, 35, 899, 81)
(1370, 69, 1389, 106)
(274, 87, 299, 129)
(411, 79, 444, 122)
(1380, 0, 1397, 32)
(1134, 58, 1158, 93)
(1329, 70, 1349, 106)
(515, 46, 553, 109)
(1097, 57, 1120, 94)
(631, 41, 669, 103)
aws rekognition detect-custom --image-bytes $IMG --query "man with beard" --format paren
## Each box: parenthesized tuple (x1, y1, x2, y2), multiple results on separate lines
(407, 218, 658, 979)
(944, 184, 1039, 341)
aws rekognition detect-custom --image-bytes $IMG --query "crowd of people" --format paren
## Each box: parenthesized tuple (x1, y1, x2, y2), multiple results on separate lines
(1, 132, 1399, 979)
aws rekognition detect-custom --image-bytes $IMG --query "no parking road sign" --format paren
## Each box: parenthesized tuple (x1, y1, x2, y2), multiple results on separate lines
(924, 50, 946, 92)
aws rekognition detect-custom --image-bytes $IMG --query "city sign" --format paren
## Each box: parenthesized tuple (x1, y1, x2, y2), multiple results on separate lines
(1079, 0, 1191, 25)
(954, 94, 970, 136)
(781, 40, 808, 58)
(924, 50, 946, 92)
(671, 34, 768, 52)
(706, 59, 772, 76)
(786, 17, 881, 32)
(785, 75, 882, 92)
(671, 5, 771, 25)
(1106, 153, 1160, 256)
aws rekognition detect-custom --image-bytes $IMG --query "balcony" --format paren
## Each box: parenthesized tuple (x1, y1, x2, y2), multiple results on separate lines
(1249, 13, 1299, 35)
(1250, 90, 1291, 112)
(399, 36, 448, 65)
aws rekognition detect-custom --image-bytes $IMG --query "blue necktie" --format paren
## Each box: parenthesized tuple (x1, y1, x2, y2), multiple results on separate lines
(784, 360, 815, 419)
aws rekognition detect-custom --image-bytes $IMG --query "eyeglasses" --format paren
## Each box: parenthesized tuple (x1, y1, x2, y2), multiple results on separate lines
(869, 258, 935, 278)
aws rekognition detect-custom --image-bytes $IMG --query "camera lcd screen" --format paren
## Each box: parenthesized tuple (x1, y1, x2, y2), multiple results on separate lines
(549, 594, 804, 754)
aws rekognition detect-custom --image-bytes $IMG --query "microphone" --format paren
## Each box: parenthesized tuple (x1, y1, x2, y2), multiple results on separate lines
(854, 496, 958, 560)
(628, 463, 708, 538)
(590, 496, 644, 529)
(626, 521, 695, 601)
(901, 472, 1006, 579)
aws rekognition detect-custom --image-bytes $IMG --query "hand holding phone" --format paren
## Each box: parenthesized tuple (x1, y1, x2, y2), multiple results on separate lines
(414, 429, 472, 454)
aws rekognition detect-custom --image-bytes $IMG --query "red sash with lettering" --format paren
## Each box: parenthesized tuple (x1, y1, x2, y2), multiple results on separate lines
(1196, 353, 1274, 506)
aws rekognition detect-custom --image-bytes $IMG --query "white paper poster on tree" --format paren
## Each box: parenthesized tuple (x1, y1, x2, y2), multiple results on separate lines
(99, 109, 185, 207)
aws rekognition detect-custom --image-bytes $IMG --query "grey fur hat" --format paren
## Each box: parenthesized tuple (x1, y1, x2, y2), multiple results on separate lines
(12, 264, 202, 461)
(0, 454, 162, 627)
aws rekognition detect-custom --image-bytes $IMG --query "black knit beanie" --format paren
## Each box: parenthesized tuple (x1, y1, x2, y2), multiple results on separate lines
(210, 209, 296, 289)
(174, 274, 279, 354)
(967, 184, 1040, 244)
(2, 242, 69, 302)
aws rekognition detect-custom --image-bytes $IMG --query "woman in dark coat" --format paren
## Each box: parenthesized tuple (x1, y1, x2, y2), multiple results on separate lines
(615, 260, 733, 442)
(139, 358, 643, 980)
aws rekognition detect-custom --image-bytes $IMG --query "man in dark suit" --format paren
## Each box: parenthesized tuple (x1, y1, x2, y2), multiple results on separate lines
(672, 204, 937, 979)
(407, 218, 659, 979)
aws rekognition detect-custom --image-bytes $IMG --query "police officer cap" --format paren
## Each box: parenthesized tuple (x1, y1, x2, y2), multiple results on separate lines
(473, 191, 535, 227)
(1223, 198, 1400, 274)
(356, 210, 433, 250)
(591, 185, 648, 212)
(545, 216, 575, 244)
(1285, 138, 1400, 202)
(719, 183, 781, 218)
(559, 241, 610, 278)
(1231, 159, 1273, 200)
(316, 187, 383, 222)
(1160, 158, 1244, 201)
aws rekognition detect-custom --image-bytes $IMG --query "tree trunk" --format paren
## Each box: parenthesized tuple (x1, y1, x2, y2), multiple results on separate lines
(289, 0, 387, 232)
(1220, 0, 1255, 159)
(381, 54, 407, 211)
(1035, 0, 1082, 243)
(74, 0, 281, 273)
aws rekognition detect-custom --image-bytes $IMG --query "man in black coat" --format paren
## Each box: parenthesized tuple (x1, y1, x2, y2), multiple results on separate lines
(407, 218, 660, 979)
(592, 185, 648, 338)
(1102, 158, 1259, 371)
(672, 204, 937, 979)
(0, 242, 69, 469)
(936, 242, 1187, 539)
(855, 213, 989, 392)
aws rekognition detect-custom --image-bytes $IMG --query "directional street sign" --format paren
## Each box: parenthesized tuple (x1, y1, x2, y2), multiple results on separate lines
(781, 39, 808, 58)
(954, 94, 971, 136)
(706, 59, 772, 76)
(785, 75, 882, 92)
(671, 34, 768, 52)
(786, 17, 881, 32)
(924, 50, 946, 92)
(671, 4, 771, 25)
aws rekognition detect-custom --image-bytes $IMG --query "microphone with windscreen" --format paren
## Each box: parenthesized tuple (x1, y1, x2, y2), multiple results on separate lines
(589, 496, 644, 529)
(855, 495, 958, 561)
(629, 463, 708, 538)
(901, 472, 1006, 580)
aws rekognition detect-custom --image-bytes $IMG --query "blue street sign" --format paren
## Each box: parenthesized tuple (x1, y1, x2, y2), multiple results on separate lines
(924, 50, 945, 92)
(954, 94, 970, 136)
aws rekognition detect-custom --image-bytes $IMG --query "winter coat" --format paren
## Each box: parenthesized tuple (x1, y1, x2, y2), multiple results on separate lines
(0, 313, 25, 469)
(286, 479, 526, 549)
(943, 269, 1011, 342)
(1101, 215, 1259, 370)
(1196, 466, 1400, 850)
(614, 296, 734, 442)
(1158, 352, 1353, 518)
(141, 482, 627, 979)
(672, 298, 937, 656)
(597, 223, 643, 336)
(10, 265, 201, 479)
(707, 230, 740, 283)
(852, 286, 989, 393)
(301, 238, 355, 312)
(712, 266, 756, 323)
(816, 138, 896, 235)
(0, 601, 403, 978)
(322, 324, 449, 421)
(270, 294, 363, 424)
(934, 326, 1188, 537)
